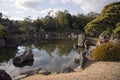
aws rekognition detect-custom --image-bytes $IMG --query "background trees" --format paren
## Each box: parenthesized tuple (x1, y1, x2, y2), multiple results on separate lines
(72, 13, 97, 31)
(42, 15, 57, 32)
(33, 17, 43, 32)
(0, 24, 7, 38)
(17, 16, 36, 35)
(1, 2, 120, 38)
(0, 10, 97, 38)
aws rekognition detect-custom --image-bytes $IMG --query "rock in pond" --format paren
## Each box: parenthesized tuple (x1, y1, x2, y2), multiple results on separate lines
(13, 48, 34, 65)
(73, 58, 80, 64)
(0, 69, 12, 80)
(62, 67, 74, 73)
(78, 33, 86, 47)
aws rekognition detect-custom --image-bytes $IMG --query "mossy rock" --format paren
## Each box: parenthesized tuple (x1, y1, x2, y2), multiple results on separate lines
(92, 42, 120, 61)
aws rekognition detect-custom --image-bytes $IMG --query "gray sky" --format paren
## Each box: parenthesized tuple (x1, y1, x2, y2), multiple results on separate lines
(0, 0, 120, 20)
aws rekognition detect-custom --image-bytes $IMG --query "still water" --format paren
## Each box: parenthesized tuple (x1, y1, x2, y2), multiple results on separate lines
(0, 39, 81, 79)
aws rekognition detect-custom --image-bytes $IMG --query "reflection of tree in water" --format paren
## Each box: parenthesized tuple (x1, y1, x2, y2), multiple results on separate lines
(0, 39, 77, 62)
(34, 39, 77, 56)
(41, 46, 73, 57)
(75, 48, 84, 54)
(42, 45, 56, 54)
(56, 40, 76, 56)
(34, 39, 77, 57)
(0, 39, 79, 78)
(0, 48, 16, 62)
(58, 46, 73, 56)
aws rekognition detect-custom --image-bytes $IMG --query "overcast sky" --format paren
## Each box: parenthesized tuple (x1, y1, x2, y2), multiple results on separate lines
(0, 0, 120, 20)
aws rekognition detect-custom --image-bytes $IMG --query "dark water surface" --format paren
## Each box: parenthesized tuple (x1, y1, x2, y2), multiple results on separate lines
(0, 39, 81, 79)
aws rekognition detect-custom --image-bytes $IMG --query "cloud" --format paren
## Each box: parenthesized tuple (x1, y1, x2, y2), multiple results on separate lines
(0, 0, 8, 5)
(50, 0, 120, 13)
(15, 11, 24, 14)
(38, 8, 64, 17)
(14, 0, 42, 10)
(9, 16, 23, 20)
(1, 0, 120, 20)
(71, 0, 120, 13)
(2, 11, 7, 15)
(50, 0, 70, 4)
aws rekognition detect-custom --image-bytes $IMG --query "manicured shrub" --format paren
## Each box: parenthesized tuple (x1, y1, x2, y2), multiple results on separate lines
(92, 42, 120, 61)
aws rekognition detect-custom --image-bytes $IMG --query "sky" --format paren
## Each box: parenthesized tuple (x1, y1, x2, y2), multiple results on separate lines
(0, 0, 120, 20)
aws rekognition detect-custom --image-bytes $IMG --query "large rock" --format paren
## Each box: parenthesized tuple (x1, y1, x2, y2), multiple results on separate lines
(78, 33, 86, 47)
(62, 67, 74, 73)
(13, 48, 34, 64)
(73, 58, 80, 64)
(96, 39, 109, 47)
(79, 51, 88, 69)
(99, 33, 106, 40)
(20, 68, 51, 76)
(110, 35, 120, 44)
(86, 46, 96, 60)
(0, 69, 12, 80)
(96, 33, 109, 46)
(84, 40, 90, 50)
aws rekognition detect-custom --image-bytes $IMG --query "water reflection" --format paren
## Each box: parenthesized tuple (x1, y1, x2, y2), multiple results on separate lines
(0, 59, 22, 79)
(13, 60, 34, 67)
(0, 48, 16, 62)
(0, 39, 81, 79)
(32, 47, 79, 72)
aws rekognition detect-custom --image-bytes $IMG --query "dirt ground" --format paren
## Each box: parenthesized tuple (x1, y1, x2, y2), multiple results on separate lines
(21, 61, 120, 80)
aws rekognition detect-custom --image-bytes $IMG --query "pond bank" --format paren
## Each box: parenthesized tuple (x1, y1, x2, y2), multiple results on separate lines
(21, 61, 120, 80)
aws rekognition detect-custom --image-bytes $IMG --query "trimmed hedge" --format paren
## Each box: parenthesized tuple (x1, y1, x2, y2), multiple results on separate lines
(92, 42, 120, 61)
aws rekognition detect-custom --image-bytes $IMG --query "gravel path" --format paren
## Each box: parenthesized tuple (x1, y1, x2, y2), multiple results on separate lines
(21, 61, 120, 80)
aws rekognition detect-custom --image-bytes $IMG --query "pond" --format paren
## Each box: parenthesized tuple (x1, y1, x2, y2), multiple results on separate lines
(0, 39, 82, 79)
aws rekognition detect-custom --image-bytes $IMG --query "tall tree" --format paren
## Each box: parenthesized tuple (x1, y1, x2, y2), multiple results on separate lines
(55, 10, 70, 31)
(42, 15, 57, 31)
(19, 16, 36, 34)
(33, 17, 43, 32)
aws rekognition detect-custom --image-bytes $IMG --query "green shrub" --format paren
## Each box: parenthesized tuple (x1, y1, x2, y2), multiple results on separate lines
(16, 27, 28, 34)
(92, 42, 120, 61)
(113, 22, 120, 38)
(0, 24, 7, 37)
